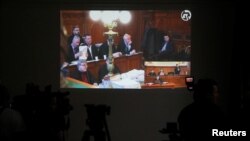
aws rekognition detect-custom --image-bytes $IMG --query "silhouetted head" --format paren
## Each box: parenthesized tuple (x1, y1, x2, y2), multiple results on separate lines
(193, 79, 218, 103)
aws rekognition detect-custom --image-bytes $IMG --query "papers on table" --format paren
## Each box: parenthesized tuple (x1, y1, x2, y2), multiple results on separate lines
(99, 69, 144, 89)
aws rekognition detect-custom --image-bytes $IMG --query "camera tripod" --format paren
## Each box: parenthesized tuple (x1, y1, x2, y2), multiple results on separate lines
(82, 104, 111, 141)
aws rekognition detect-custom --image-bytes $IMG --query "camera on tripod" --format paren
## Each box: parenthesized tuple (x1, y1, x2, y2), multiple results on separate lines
(82, 104, 111, 141)
(159, 122, 181, 141)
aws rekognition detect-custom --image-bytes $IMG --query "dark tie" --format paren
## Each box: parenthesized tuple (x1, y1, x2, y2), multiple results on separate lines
(88, 48, 93, 60)
(125, 45, 129, 54)
(73, 47, 79, 54)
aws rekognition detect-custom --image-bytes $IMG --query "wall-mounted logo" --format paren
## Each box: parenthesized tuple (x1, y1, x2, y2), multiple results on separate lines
(181, 10, 191, 21)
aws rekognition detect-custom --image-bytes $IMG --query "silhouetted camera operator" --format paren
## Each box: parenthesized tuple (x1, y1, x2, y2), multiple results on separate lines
(11, 84, 73, 141)
(178, 79, 224, 141)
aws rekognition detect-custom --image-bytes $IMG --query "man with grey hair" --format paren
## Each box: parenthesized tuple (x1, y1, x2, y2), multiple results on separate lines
(120, 33, 136, 55)
(70, 59, 97, 85)
(67, 35, 81, 63)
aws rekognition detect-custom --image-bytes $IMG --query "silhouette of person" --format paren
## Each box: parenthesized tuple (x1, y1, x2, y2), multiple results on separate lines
(178, 79, 224, 141)
(0, 83, 26, 141)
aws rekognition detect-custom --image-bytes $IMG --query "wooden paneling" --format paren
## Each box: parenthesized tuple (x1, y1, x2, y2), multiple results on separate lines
(60, 10, 191, 61)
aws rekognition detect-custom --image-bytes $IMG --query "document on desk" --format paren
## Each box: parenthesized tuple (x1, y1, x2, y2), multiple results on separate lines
(110, 78, 141, 89)
(79, 45, 88, 60)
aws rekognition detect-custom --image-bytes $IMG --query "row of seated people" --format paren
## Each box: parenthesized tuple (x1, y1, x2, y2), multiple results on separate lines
(67, 25, 190, 62)
(66, 33, 136, 63)
(147, 64, 181, 77)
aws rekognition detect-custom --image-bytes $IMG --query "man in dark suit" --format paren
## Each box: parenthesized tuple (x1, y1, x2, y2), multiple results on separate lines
(84, 34, 100, 61)
(158, 34, 174, 60)
(120, 33, 136, 55)
(98, 58, 120, 84)
(70, 59, 97, 85)
(66, 35, 81, 63)
(99, 39, 122, 59)
(67, 25, 84, 46)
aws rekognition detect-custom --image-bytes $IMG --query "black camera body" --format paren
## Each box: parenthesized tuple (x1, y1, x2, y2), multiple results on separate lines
(185, 76, 194, 91)
(85, 104, 111, 131)
(82, 104, 111, 141)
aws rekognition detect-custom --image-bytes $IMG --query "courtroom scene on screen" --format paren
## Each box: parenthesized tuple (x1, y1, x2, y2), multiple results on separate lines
(60, 10, 191, 89)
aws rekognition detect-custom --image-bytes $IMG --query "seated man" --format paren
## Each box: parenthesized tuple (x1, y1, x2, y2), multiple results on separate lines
(99, 39, 122, 59)
(174, 64, 181, 75)
(158, 68, 166, 76)
(98, 58, 120, 84)
(83, 34, 100, 61)
(70, 59, 97, 85)
(66, 35, 81, 63)
(120, 33, 136, 55)
(67, 25, 84, 46)
(158, 34, 174, 60)
(154, 75, 163, 84)
(148, 70, 156, 76)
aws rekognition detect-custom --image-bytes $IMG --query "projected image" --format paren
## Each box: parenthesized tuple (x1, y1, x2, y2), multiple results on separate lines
(60, 10, 191, 89)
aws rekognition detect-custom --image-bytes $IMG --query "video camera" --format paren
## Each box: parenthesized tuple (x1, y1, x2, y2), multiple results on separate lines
(84, 104, 111, 130)
(185, 76, 195, 91)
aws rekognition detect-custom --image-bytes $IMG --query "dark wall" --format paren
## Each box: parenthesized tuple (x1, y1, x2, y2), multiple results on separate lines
(1, 1, 237, 141)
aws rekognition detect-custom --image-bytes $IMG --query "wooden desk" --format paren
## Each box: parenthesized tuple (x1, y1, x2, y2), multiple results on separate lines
(65, 77, 98, 88)
(145, 66, 189, 76)
(141, 82, 176, 89)
(144, 75, 187, 88)
(66, 52, 143, 80)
